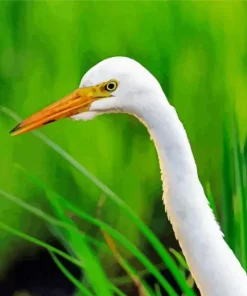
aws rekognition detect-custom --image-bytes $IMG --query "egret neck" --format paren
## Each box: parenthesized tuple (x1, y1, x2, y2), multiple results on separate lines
(133, 92, 247, 296)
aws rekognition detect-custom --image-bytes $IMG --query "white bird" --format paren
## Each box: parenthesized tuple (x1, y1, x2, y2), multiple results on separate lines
(10, 57, 247, 296)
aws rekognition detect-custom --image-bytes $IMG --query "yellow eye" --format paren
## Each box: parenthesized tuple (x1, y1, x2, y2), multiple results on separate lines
(105, 80, 118, 92)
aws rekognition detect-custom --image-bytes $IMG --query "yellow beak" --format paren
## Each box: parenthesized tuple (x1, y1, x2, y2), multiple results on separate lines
(10, 84, 110, 136)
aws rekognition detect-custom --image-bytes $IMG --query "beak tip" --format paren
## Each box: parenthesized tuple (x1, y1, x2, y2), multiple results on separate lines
(9, 123, 21, 136)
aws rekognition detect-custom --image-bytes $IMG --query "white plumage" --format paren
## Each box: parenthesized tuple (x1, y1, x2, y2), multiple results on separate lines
(77, 57, 247, 296)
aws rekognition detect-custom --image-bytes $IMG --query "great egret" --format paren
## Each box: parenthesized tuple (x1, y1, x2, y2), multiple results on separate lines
(10, 57, 247, 295)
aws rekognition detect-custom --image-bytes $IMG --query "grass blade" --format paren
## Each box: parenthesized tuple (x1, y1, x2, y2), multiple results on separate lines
(0, 106, 195, 296)
(154, 284, 162, 296)
(0, 186, 177, 295)
(232, 113, 247, 270)
(0, 188, 113, 296)
(0, 221, 83, 269)
(29, 174, 180, 296)
(205, 183, 218, 220)
(97, 196, 153, 296)
(169, 249, 188, 271)
(49, 251, 94, 296)
(222, 116, 235, 251)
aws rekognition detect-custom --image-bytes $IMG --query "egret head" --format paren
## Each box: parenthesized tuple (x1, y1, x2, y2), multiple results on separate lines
(10, 56, 165, 136)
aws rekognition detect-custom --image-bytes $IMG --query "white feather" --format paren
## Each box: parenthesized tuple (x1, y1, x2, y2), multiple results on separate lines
(71, 111, 98, 121)
(74, 56, 247, 295)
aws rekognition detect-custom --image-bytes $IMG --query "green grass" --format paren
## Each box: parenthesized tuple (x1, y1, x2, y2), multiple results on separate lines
(2, 107, 196, 295)
(1, 1, 247, 295)
(0, 109, 194, 295)
(2, 105, 247, 295)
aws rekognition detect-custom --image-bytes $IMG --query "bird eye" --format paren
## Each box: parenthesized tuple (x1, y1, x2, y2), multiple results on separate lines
(105, 80, 118, 92)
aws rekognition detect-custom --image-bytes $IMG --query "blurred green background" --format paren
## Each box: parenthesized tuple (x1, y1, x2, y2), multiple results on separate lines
(1, 0, 247, 291)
